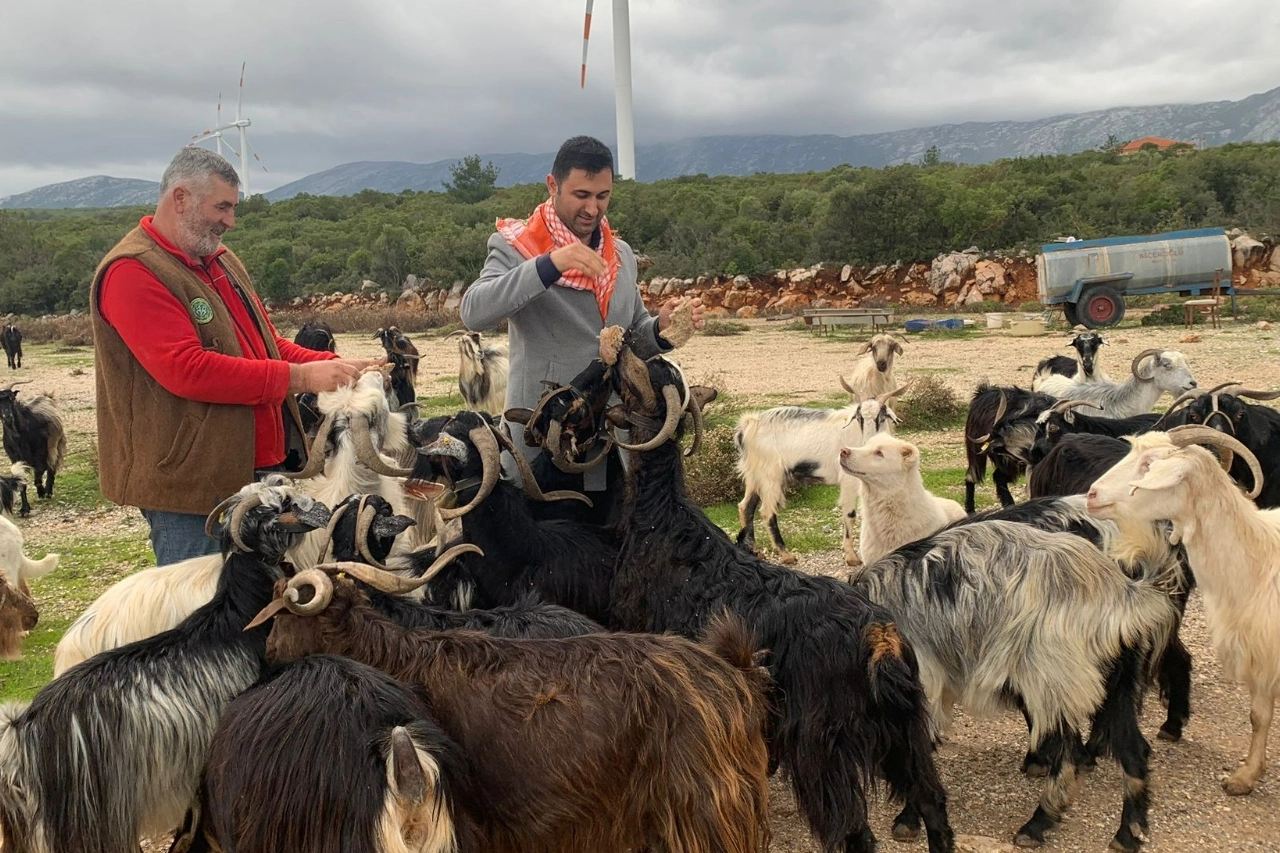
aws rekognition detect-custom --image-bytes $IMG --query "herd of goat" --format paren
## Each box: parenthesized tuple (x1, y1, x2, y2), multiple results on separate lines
(0, 310, 1278, 853)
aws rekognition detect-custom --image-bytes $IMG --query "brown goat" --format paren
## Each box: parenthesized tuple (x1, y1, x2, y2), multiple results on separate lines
(0, 575, 37, 661)
(254, 562, 772, 853)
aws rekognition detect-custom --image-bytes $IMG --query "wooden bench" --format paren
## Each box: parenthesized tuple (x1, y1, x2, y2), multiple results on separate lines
(801, 308, 894, 333)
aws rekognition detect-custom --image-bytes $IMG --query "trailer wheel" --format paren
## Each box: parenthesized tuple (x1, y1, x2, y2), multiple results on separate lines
(1062, 301, 1081, 327)
(1079, 286, 1126, 328)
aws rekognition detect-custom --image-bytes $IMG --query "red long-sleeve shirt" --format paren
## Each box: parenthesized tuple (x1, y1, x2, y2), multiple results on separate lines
(99, 216, 335, 468)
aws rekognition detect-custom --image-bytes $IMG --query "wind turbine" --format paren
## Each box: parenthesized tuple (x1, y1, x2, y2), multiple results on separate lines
(189, 62, 267, 197)
(581, 0, 635, 180)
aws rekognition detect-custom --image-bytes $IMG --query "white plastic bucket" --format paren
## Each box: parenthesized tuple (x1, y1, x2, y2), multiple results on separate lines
(985, 312, 1005, 330)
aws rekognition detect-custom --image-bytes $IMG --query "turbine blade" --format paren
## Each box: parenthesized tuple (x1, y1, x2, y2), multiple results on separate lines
(237, 61, 246, 118)
(581, 0, 594, 88)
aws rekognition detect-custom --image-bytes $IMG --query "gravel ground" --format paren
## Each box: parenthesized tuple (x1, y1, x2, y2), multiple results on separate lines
(12, 313, 1280, 852)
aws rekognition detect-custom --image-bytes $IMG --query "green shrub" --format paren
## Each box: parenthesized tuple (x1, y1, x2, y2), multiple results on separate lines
(894, 374, 965, 430)
(961, 299, 1005, 314)
(702, 320, 749, 336)
(682, 424, 742, 506)
(1139, 304, 1184, 326)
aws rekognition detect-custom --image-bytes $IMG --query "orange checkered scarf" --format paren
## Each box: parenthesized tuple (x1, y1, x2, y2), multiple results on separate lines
(496, 198, 619, 321)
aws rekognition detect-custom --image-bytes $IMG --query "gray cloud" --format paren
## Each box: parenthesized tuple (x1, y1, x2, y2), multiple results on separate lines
(2, 0, 1278, 197)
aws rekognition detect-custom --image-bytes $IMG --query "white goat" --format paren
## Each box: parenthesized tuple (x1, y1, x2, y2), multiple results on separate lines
(1087, 425, 1280, 796)
(735, 381, 908, 565)
(52, 553, 223, 675)
(1036, 348, 1196, 418)
(450, 330, 509, 416)
(839, 433, 965, 566)
(0, 512, 58, 661)
(841, 333, 903, 401)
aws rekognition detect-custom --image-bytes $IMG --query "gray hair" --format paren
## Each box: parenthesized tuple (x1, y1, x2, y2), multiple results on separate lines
(159, 147, 240, 197)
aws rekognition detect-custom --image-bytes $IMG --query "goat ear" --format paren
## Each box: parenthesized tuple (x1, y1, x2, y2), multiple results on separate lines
(504, 407, 534, 426)
(892, 341, 903, 356)
(388, 727, 429, 806)
(1127, 455, 1187, 494)
(373, 513, 417, 538)
(605, 405, 628, 428)
(690, 385, 718, 409)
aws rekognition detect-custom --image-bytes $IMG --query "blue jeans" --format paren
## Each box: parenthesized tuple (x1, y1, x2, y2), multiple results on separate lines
(141, 509, 222, 566)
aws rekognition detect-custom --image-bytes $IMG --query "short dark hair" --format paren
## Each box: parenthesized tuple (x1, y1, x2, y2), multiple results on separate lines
(551, 136, 614, 182)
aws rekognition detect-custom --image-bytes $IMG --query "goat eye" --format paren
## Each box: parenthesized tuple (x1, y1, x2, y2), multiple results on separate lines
(1047, 425, 1058, 434)
(874, 450, 883, 457)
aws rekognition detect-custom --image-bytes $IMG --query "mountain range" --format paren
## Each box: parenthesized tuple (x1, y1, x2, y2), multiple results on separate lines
(4, 85, 1279, 209)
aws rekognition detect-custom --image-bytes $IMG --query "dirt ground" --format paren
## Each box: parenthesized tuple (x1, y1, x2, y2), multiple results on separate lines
(14, 312, 1280, 852)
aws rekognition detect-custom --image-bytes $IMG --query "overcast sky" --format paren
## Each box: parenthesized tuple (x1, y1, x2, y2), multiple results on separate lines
(2, 0, 1278, 199)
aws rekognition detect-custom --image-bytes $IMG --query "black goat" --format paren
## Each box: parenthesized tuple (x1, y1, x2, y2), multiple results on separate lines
(184, 654, 479, 853)
(374, 326, 419, 387)
(0, 380, 66, 504)
(1179, 384, 1280, 507)
(963, 383, 1055, 511)
(292, 319, 336, 353)
(404, 411, 620, 625)
(1, 322, 22, 370)
(324, 492, 602, 638)
(0, 478, 332, 853)
(385, 350, 417, 413)
(1032, 331, 1105, 386)
(1027, 432, 1133, 498)
(1025, 399, 1165, 466)
(591, 335, 954, 853)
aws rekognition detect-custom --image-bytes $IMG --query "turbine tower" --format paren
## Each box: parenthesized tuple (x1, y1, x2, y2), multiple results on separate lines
(190, 62, 267, 198)
(581, 0, 635, 180)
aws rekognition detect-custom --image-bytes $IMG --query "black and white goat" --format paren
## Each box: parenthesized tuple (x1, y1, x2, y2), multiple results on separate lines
(0, 478, 332, 853)
(963, 383, 1056, 511)
(1175, 383, 1280, 507)
(1035, 349, 1197, 419)
(374, 326, 420, 387)
(594, 333, 954, 853)
(292, 319, 337, 353)
(402, 411, 620, 625)
(1031, 331, 1108, 389)
(448, 329, 508, 416)
(0, 380, 66, 504)
(735, 378, 909, 564)
(184, 653, 478, 853)
(1088, 426, 1280, 796)
(850, 515, 1180, 851)
(1025, 399, 1164, 467)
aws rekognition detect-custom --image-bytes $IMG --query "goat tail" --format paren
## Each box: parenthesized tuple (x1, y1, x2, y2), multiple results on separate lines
(6, 463, 31, 485)
(862, 621, 926, 714)
(701, 609, 772, 699)
(19, 553, 59, 582)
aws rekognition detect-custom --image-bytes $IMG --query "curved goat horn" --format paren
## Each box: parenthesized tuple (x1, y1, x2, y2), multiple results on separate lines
(612, 385, 684, 452)
(684, 391, 707, 458)
(351, 417, 415, 477)
(314, 500, 352, 565)
(282, 414, 335, 480)
(1235, 388, 1280, 401)
(205, 493, 242, 541)
(317, 544, 484, 593)
(1130, 348, 1163, 377)
(1166, 425, 1264, 499)
(1, 379, 33, 393)
(493, 426, 594, 505)
(975, 390, 1008, 445)
(354, 497, 389, 569)
(437, 426, 501, 520)
(1050, 399, 1104, 414)
(838, 375, 862, 402)
(876, 380, 913, 405)
(283, 568, 334, 615)
(1152, 387, 1205, 429)
(227, 493, 267, 553)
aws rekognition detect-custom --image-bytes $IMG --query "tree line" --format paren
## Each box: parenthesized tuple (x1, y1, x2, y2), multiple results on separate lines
(2, 141, 1279, 317)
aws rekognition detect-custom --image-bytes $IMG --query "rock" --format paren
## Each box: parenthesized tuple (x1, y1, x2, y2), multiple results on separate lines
(929, 252, 977, 295)
(403, 274, 420, 291)
(1257, 321, 1272, 331)
(963, 246, 982, 255)
(868, 264, 888, 279)
(703, 306, 731, 319)
(772, 293, 813, 312)
(442, 281, 466, 316)
(955, 835, 1018, 853)
(395, 290, 424, 312)
(974, 260, 1009, 295)
(840, 264, 853, 283)
(722, 290, 749, 311)
(1270, 247, 1280, 274)
(1179, 333, 1201, 344)
(732, 274, 750, 287)
(736, 305, 761, 319)
(903, 290, 938, 307)
(1232, 234, 1267, 269)
(648, 278, 667, 297)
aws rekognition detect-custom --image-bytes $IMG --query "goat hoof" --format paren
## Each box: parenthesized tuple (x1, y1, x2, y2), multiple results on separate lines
(890, 821, 919, 842)
(1021, 753, 1050, 778)
(1223, 775, 1255, 796)
(778, 551, 798, 565)
(1108, 830, 1143, 853)
(1013, 832, 1045, 849)
(1156, 725, 1181, 743)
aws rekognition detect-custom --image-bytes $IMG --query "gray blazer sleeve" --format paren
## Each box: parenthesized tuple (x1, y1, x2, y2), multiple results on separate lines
(460, 234, 550, 332)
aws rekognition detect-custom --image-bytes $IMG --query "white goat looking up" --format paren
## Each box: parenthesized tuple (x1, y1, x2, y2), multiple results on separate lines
(449, 329, 509, 416)
(841, 333, 904, 401)
(735, 381, 908, 565)
(839, 433, 965, 566)
(1036, 348, 1196, 419)
(1087, 425, 1280, 796)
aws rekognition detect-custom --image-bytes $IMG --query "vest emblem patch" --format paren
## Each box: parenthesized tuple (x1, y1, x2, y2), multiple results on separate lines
(190, 297, 214, 325)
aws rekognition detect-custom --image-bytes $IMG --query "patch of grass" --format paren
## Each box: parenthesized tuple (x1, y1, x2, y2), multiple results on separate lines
(704, 483, 842, 555)
(4, 532, 154, 701)
(701, 320, 749, 336)
(49, 448, 109, 511)
(412, 390, 466, 418)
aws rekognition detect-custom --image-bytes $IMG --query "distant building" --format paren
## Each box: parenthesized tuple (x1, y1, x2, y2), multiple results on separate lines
(1120, 136, 1194, 154)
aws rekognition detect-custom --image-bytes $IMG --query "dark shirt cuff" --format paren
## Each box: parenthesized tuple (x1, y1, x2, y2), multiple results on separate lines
(535, 253, 561, 287)
(656, 327, 675, 351)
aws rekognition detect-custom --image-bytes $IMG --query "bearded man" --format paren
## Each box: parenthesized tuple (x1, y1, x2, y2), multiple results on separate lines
(90, 147, 379, 564)
(461, 135, 704, 525)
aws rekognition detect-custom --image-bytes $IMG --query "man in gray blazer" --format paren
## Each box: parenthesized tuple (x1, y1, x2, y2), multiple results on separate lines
(461, 136, 703, 517)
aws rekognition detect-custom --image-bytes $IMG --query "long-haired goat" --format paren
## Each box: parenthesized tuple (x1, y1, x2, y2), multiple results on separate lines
(851, 517, 1180, 851)
(1, 462, 32, 517)
(963, 383, 1056, 511)
(0, 380, 67, 503)
(0, 478, 332, 853)
(184, 653, 479, 853)
(593, 335, 953, 853)
(292, 319, 337, 353)
(448, 329, 508, 416)
(838, 433, 965, 565)
(253, 562, 773, 853)
(0, 574, 38, 663)
(375, 326, 420, 387)
(0, 511, 58, 661)
(1, 321, 22, 370)
(1036, 348, 1196, 419)
(1031, 331, 1108, 389)
(1177, 383, 1280, 507)
(401, 411, 619, 624)
(1025, 399, 1164, 467)
(735, 379, 909, 565)
(1087, 426, 1280, 796)
(842, 333, 905, 400)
